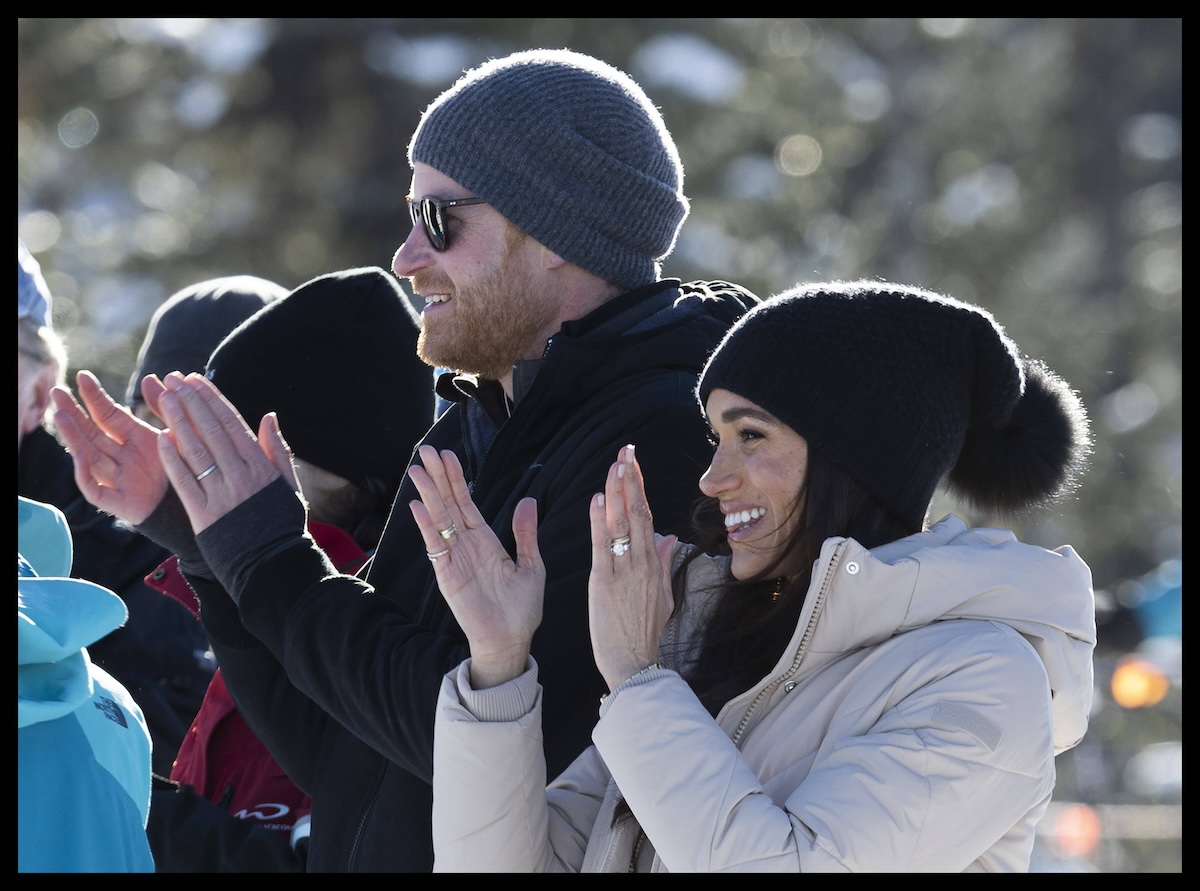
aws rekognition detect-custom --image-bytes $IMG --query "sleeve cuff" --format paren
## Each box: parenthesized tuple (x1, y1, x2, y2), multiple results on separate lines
(452, 656, 540, 722)
(598, 664, 676, 719)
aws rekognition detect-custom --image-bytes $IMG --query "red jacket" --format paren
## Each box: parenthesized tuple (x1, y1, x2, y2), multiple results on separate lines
(146, 521, 367, 835)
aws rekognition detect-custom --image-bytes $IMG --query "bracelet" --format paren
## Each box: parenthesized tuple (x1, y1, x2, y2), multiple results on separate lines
(600, 662, 663, 705)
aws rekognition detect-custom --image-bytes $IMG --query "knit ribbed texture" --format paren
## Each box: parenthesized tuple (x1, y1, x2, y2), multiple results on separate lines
(410, 49, 688, 289)
(698, 280, 1090, 527)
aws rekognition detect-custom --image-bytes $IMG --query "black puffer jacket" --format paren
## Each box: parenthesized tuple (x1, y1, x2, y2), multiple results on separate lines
(192, 279, 759, 871)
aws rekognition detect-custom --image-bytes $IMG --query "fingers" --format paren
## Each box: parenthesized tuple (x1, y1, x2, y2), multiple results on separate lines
(140, 375, 168, 425)
(74, 370, 140, 443)
(588, 489, 614, 576)
(615, 444, 653, 548)
(407, 463, 455, 560)
(154, 374, 282, 531)
(157, 374, 253, 477)
(600, 444, 655, 559)
(156, 425, 198, 499)
(50, 397, 114, 498)
(439, 449, 488, 532)
(50, 381, 123, 491)
(413, 445, 466, 534)
(511, 496, 543, 572)
(258, 413, 299, 492)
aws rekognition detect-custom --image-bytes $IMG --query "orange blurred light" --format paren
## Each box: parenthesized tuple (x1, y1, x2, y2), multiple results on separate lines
(1053, 803, 1102, 859)
(1110, 656, 1169, 708)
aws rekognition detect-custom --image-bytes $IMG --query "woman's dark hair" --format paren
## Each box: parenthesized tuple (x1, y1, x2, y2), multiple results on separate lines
(678, 445, 917, 717)
(613, 446, 917, 829)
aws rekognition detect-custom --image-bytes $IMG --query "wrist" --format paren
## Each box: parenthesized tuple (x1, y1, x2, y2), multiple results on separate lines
(467, 649, 531, 690)
(600, 661, 663, 705)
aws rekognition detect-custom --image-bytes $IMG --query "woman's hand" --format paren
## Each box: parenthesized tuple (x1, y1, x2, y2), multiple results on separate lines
(51, 370, 170, 526)
(588, 445, 677, 692)
(153, 373, 298, 534)
(407, 445, 545, 689)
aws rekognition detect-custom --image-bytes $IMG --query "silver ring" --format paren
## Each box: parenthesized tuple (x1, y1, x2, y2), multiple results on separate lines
(610, 535, 631, 557)
(438, 523, 458, 541)
(427, 547, 451, 562)
(195, 463, 218, 482)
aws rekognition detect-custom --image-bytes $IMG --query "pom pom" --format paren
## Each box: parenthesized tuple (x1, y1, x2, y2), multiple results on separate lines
(947, 358, 1092, 516)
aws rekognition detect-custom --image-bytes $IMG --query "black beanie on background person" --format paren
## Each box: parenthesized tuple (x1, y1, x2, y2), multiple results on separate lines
(205, 267, 433, 496)
(126, 276, 288, 407)
(698, 280, 1092, 528)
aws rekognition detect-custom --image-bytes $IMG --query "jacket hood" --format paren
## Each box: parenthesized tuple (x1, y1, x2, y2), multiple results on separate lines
(19, 498, 129, 728)
(678, 514, 1096, 756)
(544, 278, 760, 397)
(802, 514, 1096, 753)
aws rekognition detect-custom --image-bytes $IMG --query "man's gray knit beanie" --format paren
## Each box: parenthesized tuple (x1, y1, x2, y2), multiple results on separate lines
(409, 48, 689, 290)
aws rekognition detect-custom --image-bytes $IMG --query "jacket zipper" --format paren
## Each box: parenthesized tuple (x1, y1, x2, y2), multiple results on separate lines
(730, 540, 846, 747)
(630, 541, 846, 871)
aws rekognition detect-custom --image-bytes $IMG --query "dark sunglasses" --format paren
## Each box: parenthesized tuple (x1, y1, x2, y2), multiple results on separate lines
(406, 195, 488, 252)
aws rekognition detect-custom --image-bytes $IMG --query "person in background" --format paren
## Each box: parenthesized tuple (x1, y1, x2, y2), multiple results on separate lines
(19, 494, 155, 873)
(125, 275, 288, 427)
(414, 280, 1097, 873)
(17, 239, 218, 778)
(51, 48, 759, 871)
(144, 266, 433, 872)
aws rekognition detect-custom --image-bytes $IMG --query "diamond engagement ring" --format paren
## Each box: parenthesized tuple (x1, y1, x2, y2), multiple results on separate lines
(195, 463, 218, 482)
(610, 535, 631, 557)
(438, 523, 458, 540)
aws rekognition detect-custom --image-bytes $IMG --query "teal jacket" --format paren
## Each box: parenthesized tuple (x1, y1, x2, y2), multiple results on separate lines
(18, 496, 155, 873)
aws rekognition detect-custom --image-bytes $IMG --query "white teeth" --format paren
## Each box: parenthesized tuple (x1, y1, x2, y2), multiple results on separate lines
(724, 507, 766, 529)
(425, 294, 450, 304)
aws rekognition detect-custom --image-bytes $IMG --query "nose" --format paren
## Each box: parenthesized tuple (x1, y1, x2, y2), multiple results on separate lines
(392, 224, 432, 278)
(698, 445, 734, 498)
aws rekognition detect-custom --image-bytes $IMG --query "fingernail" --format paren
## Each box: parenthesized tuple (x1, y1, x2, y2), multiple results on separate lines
(617, 462, 625, 479)
(597, 494, 605, 508)
(625, 444, 635, 462)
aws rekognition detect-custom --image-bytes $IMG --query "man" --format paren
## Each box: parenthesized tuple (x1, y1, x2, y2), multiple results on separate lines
(52, 49, 759, 871)
(18, 239, 216, 778)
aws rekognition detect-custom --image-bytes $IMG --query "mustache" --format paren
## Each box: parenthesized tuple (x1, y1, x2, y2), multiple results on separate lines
(409, 274, 453, 296)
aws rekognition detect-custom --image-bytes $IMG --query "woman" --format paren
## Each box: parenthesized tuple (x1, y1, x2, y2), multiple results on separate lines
(408, 279, 1096, 872)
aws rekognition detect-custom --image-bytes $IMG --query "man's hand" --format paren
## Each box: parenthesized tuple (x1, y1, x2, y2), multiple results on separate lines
(408, 445, 545, 689)
(153, 373, 298, 534)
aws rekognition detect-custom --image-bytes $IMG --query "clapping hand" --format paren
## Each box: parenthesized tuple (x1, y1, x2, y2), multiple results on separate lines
(407, 445, 545, 689)
(152, 373, 298, 534)
(51, 370, 171, 526)
(587, 445, 677, 692)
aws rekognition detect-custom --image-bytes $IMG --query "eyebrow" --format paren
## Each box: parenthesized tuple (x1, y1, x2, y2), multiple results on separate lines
(713, 405, 780, 425)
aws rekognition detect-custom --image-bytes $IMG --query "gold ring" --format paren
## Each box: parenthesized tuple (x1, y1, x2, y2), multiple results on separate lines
(610, 535, 631, 557)
(195, 463, 218, 482)
(438, 523, 458, 540)
(427, 547, 451, 562)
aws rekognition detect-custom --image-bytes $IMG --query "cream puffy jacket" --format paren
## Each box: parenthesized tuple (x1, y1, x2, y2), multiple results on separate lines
(432, 515, 1096, 872)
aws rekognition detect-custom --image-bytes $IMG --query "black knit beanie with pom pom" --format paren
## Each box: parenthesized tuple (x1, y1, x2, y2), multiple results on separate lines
(697, 279, 1091, 528)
